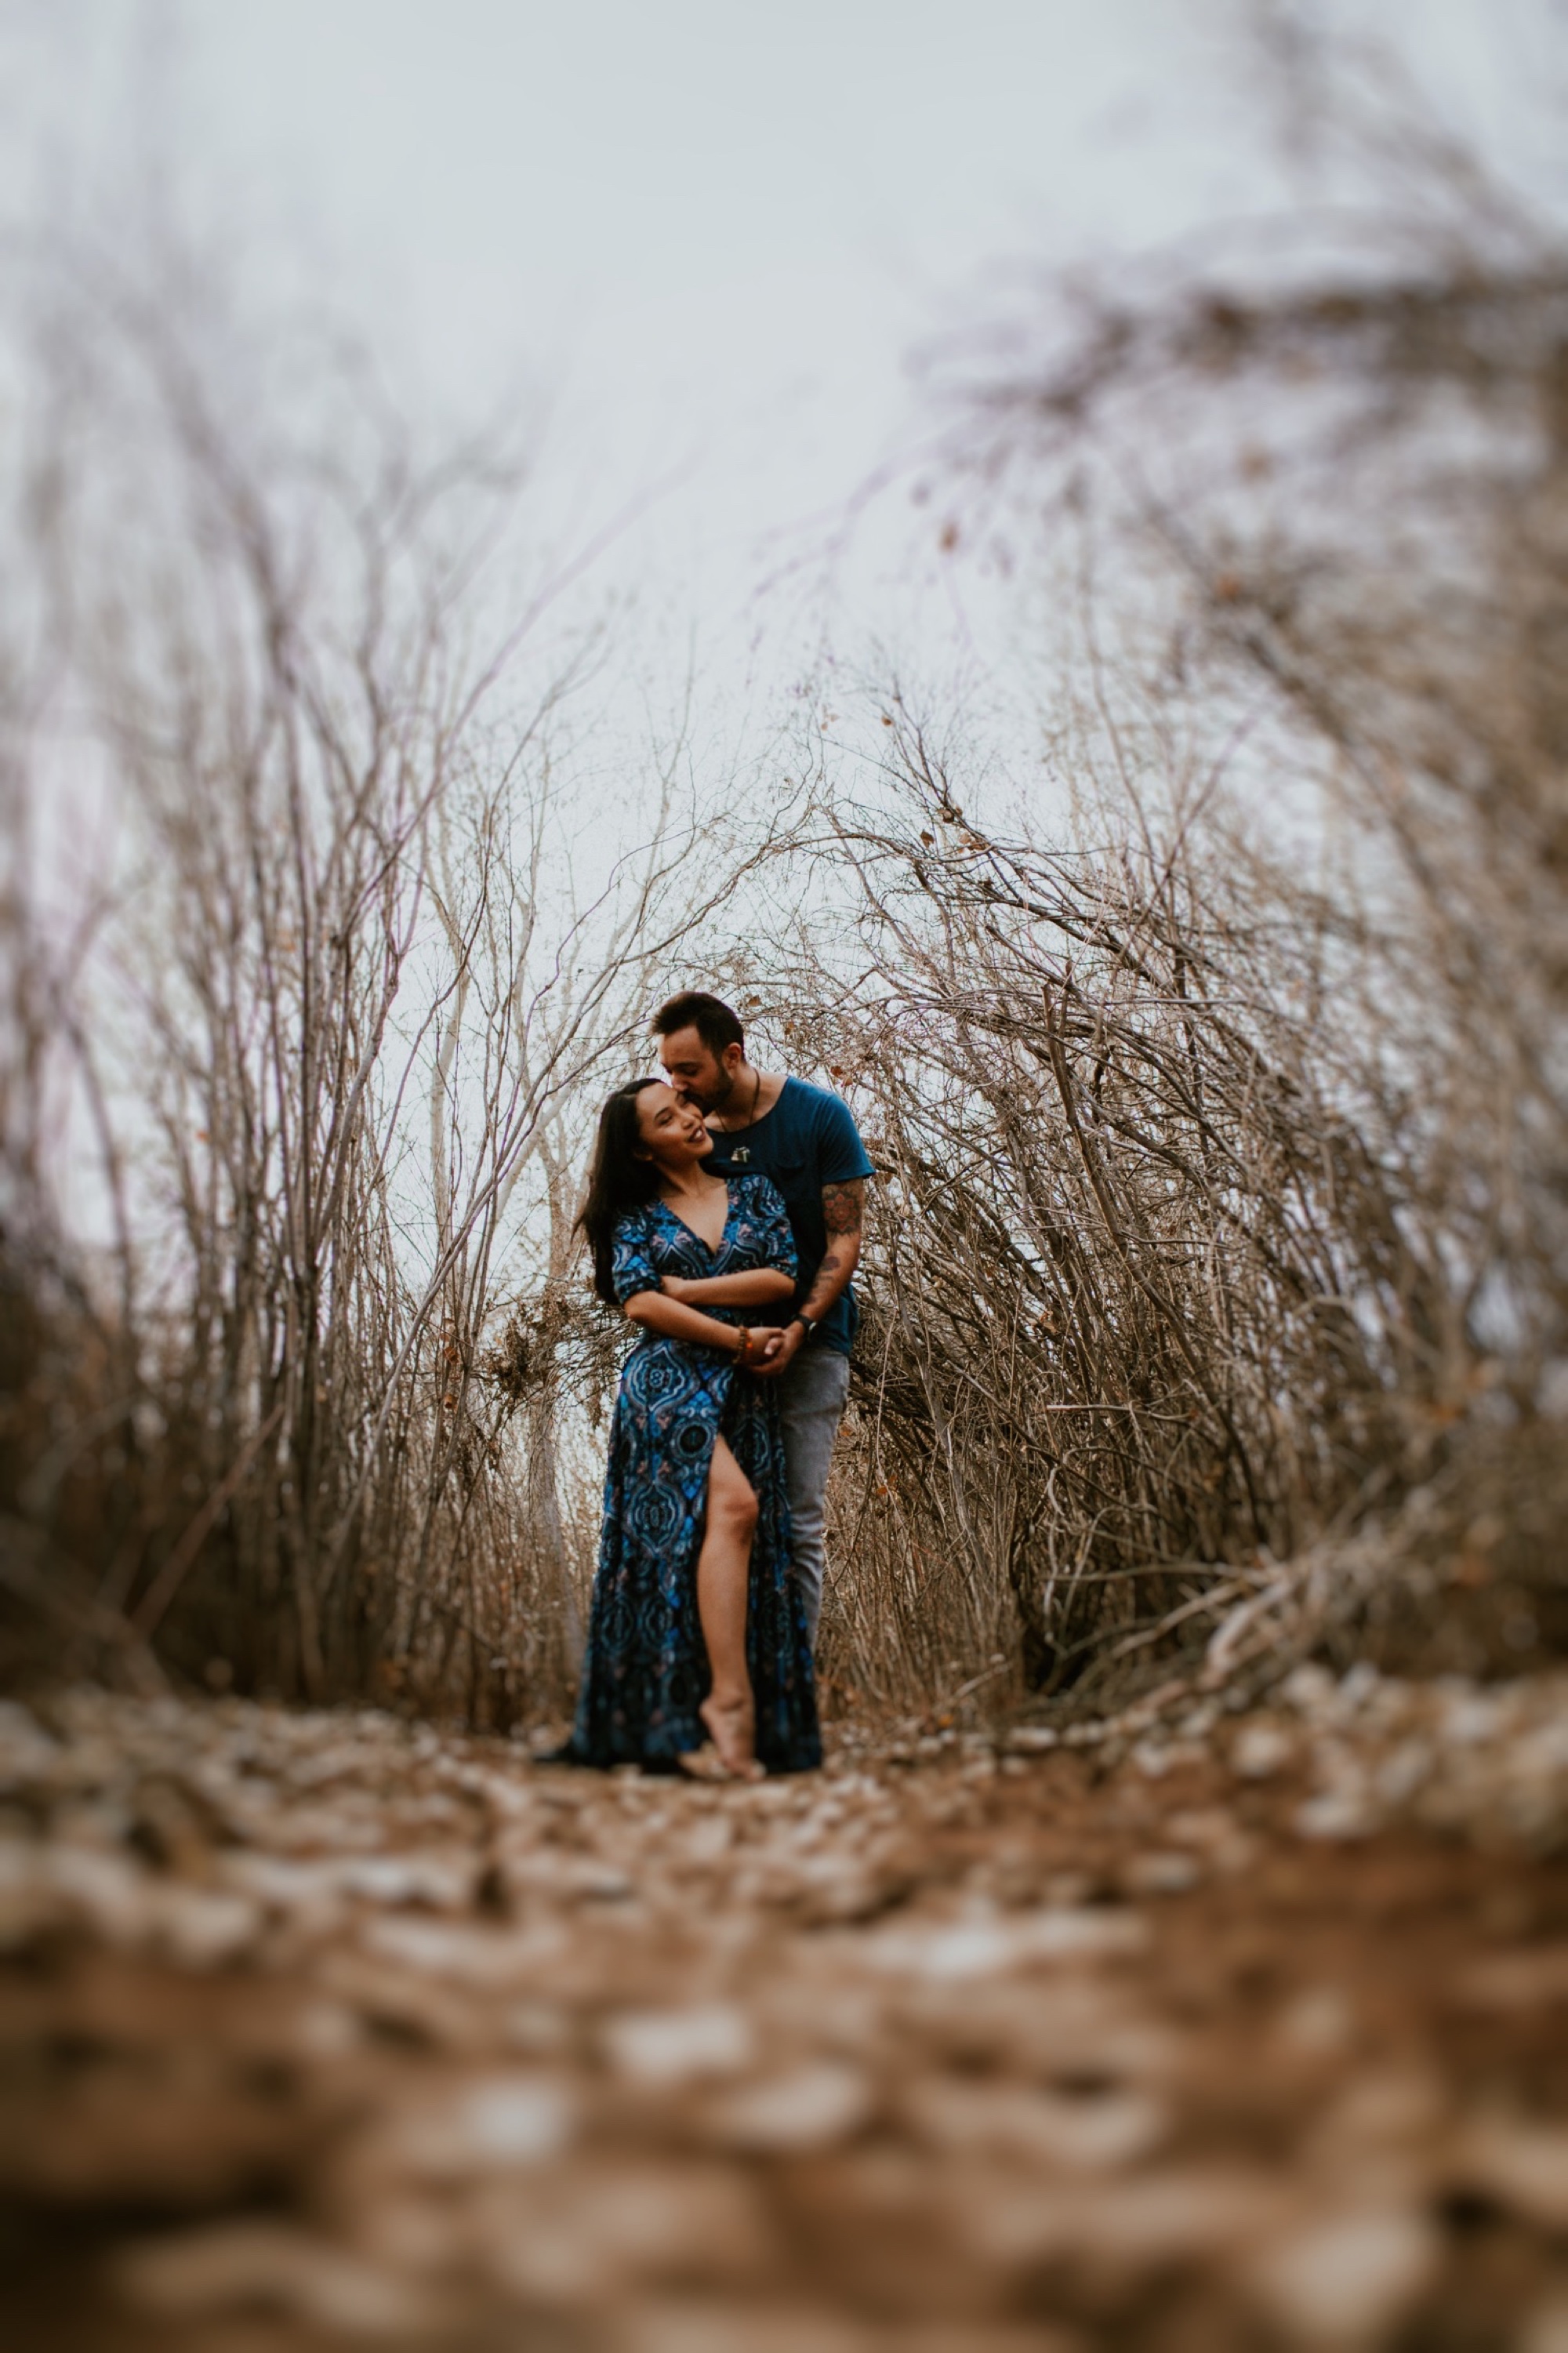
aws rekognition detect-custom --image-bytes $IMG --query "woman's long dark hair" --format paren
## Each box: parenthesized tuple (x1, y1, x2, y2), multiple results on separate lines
(579, 1078, 663, 1304)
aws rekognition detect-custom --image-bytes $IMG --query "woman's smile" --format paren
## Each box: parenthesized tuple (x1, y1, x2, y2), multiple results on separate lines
(635, 1082, 713, 1164)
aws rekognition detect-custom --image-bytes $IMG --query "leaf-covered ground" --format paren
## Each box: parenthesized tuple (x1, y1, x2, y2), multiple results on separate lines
(3, 1676, 1567, 2352)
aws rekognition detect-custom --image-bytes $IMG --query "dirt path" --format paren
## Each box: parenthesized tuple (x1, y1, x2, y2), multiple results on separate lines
(3, 1681, 1567, 2351)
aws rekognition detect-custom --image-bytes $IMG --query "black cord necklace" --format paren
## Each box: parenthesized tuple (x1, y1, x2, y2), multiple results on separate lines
(722, 1067, 761, 1132)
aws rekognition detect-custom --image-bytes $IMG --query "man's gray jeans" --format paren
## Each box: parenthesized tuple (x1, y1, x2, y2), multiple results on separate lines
(776, 1346, 850, 1647)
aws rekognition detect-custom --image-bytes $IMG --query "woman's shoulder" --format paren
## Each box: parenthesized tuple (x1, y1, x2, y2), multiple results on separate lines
(612, 1200, 656, 1242)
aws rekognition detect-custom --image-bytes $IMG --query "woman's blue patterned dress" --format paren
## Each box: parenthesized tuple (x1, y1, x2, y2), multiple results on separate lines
(567, 1173, 822, 1773)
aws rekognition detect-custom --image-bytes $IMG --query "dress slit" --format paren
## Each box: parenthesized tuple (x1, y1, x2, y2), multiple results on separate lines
(564, 1178, 821, 1774)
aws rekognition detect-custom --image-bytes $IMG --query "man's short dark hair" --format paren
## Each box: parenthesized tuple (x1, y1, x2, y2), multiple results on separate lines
(651, 991, 744, 1059)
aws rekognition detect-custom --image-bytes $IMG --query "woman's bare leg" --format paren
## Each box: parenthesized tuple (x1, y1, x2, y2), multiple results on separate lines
(689, 1436, 762, 1779)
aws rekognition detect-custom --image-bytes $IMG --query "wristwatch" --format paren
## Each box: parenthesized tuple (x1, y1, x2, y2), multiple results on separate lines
(790, 1313, 817, 1339)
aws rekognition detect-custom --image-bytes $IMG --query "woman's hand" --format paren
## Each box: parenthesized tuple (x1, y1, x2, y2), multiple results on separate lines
(659, 1275, 692, 1303)
(746, 1322, 799, 1375)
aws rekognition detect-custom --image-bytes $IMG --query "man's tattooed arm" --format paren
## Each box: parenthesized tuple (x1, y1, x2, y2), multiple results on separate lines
(797, 1178, 865, 1324)
(822, 1180, 866, 1239)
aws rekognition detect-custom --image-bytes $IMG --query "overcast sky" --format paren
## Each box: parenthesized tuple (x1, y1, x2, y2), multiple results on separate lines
(5, 0, 1559, 719)
(3, 0, 1558, 1255)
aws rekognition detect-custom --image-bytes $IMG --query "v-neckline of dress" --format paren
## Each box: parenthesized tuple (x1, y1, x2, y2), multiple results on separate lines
(657, 1178, 734, 1258)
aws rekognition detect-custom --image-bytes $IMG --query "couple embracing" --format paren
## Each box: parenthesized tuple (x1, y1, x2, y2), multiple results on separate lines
(564, 991, 873, 1781)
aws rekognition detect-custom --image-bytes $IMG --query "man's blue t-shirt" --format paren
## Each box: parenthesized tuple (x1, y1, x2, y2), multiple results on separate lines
(706, 1077, 874, 1356)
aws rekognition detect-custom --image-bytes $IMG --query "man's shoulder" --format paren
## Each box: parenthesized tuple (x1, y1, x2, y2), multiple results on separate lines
(779, 1077, 874, 1177)
(781, 1075, 858, 1129)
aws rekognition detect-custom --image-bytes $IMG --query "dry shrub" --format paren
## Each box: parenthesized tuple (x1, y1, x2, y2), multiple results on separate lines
(0, 238, 768, 1719)
(789, 41, 1568, 1714)
(761, 731, 1438, 1716)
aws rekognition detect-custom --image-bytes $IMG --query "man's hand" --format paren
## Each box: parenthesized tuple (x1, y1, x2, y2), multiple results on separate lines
(748, 1320, 804, 1378)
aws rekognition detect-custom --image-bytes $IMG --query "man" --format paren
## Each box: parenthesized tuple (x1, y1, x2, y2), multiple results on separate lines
(652, 991, 873, 1646)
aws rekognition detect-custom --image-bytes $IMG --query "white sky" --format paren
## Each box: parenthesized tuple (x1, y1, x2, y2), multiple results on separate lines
(4, 0, 1559, 723)
(2, 0, 1559, 1261)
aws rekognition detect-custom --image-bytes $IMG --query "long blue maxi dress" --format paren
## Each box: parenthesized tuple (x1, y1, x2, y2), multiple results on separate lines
(567, 1172, 822, 1774)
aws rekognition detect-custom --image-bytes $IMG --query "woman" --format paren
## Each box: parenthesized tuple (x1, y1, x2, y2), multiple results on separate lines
(566, 1077, 821, 1779)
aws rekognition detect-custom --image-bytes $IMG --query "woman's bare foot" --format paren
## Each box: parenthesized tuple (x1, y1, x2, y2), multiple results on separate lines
(699, 1692, 764, 1781)
(676, 1744, 731, 1782)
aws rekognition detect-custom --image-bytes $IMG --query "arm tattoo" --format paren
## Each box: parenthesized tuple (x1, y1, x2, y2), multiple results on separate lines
(821, 1179, 864, 1237)
(795, 1182, 864, 1325)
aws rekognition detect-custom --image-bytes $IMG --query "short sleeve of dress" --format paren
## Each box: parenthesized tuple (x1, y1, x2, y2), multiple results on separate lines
(746, 1176, 798, 1284)
(609, 1207, 660, 1305)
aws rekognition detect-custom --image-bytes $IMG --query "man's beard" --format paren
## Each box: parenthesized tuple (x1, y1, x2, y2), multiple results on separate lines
(681, 1069, 731, 1115)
